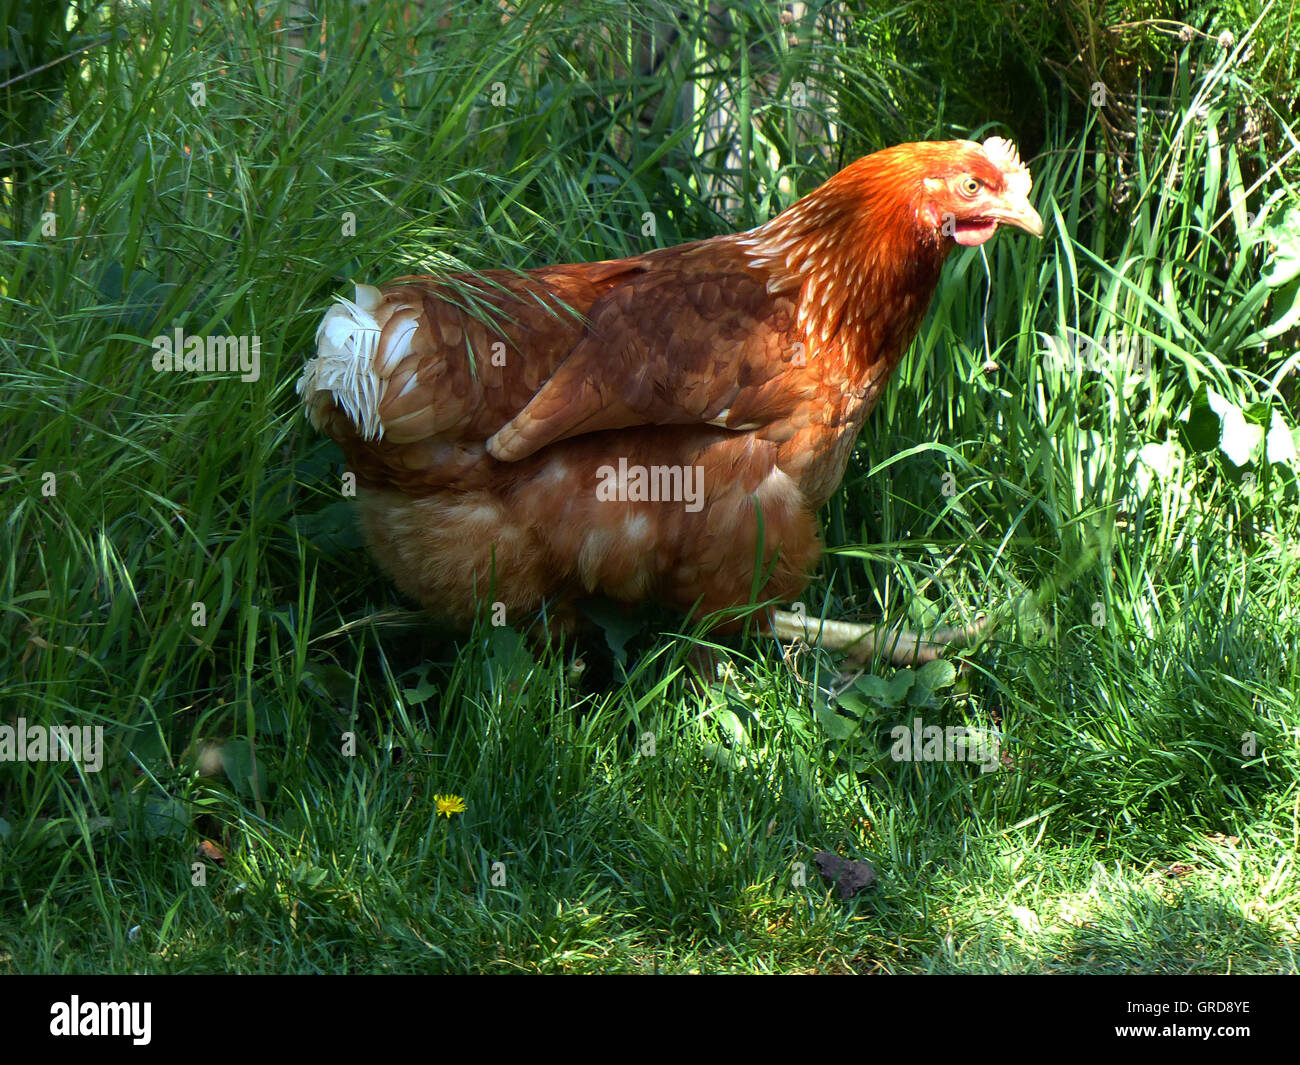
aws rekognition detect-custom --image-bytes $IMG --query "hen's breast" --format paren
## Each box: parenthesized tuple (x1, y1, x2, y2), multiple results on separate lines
(356, 420, 822, 628)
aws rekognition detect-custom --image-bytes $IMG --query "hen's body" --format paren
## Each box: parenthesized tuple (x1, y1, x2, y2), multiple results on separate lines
(300, 139, 1042, 635)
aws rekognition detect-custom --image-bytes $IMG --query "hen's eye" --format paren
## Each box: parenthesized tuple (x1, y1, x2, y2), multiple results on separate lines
(959, 177, 981, 196)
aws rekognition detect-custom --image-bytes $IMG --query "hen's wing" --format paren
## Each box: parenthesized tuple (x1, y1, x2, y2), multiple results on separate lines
(486, 241, 813, 462)
(302, 240, 814, 491)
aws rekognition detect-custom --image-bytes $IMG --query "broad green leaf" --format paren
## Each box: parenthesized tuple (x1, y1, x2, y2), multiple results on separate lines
(885, 669, 915, 705)
(294, 502, 365, 557)
(1218, 403, 1263, 467)
(301, 662, 356, 705)
(852, 674, 898, 705)
(579, 599, 641, 666)
(834, 689, 871, 718)
(1183, 384, 1220, 453)
(1254, 277, 1300, 341)
(814, 699, 857, 741)
(401, 666, 440, 706)
(142, 796, 189, 841)
(221, 739, 265, 800)
(915, 658, 957, 692)
(1267, 411, 1299, 465)
(1261, 203, 1300, 287)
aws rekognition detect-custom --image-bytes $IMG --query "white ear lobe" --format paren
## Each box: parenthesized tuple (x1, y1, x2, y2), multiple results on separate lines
(923, 177, 944, 194)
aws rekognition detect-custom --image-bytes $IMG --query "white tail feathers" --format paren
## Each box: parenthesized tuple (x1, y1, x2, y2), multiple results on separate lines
(298, 283, 388, 440)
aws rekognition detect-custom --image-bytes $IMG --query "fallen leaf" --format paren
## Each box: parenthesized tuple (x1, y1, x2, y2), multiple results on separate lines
(197, 840, 226, 863)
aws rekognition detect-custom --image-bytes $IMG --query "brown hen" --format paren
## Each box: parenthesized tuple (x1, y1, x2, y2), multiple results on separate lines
(298, 138, 1043, 661)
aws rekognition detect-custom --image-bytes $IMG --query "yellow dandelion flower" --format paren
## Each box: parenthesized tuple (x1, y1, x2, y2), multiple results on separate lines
(434, 794, 466, 819)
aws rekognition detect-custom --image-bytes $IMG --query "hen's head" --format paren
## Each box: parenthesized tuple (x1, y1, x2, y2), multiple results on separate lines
(738, 135, 1040, 371)
(744, 135, 1043, 280)
(903, 136, 1044, 246)
(738, 136, 1043, 370)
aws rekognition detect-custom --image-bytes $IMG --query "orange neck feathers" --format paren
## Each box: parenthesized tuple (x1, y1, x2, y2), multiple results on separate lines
(734, 145, 960, 386)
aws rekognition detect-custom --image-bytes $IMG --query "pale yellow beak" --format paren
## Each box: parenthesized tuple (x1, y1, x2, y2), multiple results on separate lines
(995, 194, 1045, 238)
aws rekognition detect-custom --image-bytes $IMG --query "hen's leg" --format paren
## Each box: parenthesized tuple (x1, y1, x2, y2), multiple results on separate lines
(769, 608, 988, 667)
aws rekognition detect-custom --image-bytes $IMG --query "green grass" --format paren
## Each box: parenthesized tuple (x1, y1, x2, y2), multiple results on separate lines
(1, 0, 1298, 974)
